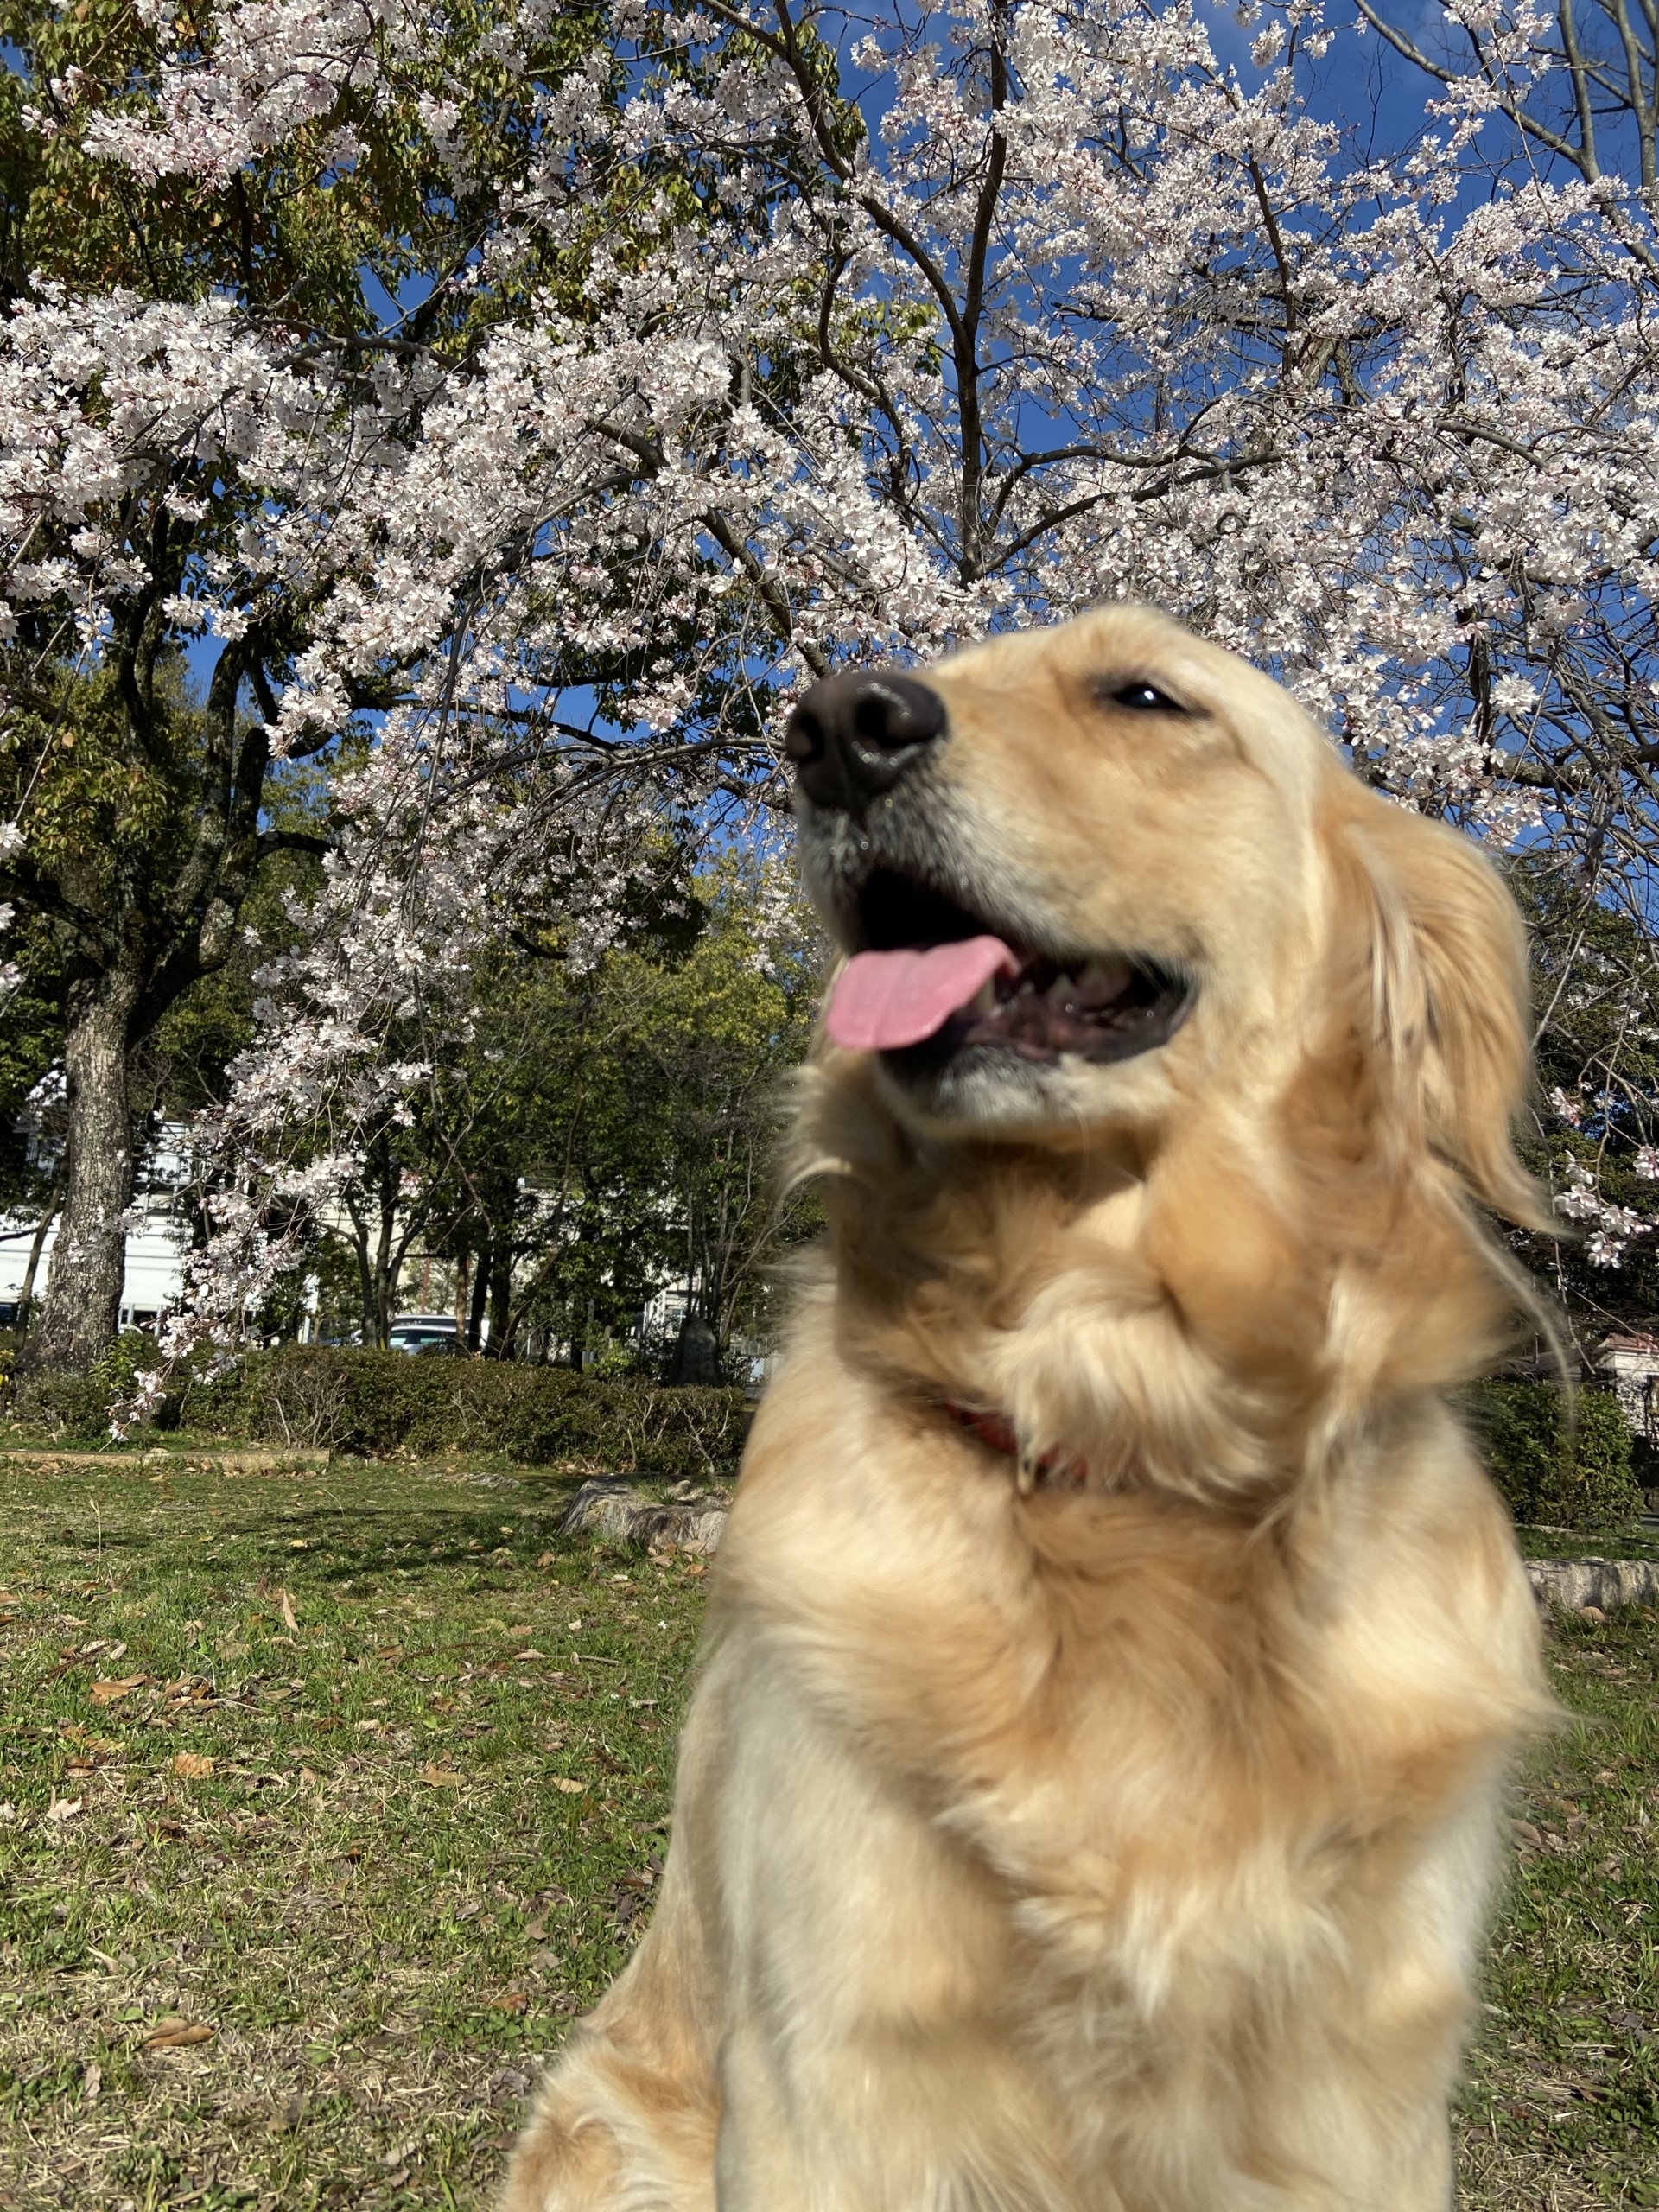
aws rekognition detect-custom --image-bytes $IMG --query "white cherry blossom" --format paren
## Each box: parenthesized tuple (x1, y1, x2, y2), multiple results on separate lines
(7, 0, 1659, 1352)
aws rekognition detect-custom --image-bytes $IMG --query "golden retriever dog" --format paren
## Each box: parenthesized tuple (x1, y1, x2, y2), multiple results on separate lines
(503, 605, 1554, 2212)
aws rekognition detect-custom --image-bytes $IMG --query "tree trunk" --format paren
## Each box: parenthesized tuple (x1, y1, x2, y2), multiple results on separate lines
(487, 1248, 513, 1357)
(349, 1133, 405, 1348)
(374, 1241, 401, 1347)
(664, 1310, 721, 1387)
(467, 1236, 490, 1351)
(19, 973, 138, 1374)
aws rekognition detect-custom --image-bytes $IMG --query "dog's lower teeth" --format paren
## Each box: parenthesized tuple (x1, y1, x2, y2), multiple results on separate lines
(1077, 957, 1132, 994)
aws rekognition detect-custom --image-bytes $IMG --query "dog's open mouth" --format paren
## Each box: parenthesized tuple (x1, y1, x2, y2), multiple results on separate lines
(828, 869, 1192, 1065)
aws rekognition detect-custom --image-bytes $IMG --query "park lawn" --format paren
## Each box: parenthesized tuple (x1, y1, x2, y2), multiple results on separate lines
(0, 1452, 1653, 2211)
(1517, 1523, 1659, 1564)
(0, 1450, 709, 2211)
(1461, 1601, 1659, 2209)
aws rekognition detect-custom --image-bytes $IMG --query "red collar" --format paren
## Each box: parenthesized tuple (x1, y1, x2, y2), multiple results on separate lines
(944, 1402, 1089, 1494)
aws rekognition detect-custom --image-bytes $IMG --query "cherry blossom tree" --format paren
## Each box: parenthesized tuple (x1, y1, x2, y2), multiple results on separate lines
(0, 0, 659, 1368)
(4, 0, 1659, 1379)
(1344, 0, 1659, 1309)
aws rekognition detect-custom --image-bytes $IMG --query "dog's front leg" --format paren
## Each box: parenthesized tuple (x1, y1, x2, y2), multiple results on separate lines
(710, 2018, 1089, 2212)
(1379, 2126, 1453, 2212)
(701, 1643, 1090, 2212)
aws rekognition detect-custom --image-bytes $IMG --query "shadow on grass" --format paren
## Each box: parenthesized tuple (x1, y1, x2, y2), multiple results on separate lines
(25, 1483, 605, 1592)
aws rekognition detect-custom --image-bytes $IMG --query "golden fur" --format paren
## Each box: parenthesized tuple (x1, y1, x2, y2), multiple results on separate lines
(502, 607, 1553, 2212)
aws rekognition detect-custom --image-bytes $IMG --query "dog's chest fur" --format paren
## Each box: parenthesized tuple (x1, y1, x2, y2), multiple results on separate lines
(717, 1300, 1541, 2104)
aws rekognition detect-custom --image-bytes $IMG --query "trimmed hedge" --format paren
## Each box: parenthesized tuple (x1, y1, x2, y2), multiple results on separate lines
(1464, 1379, 1644, 1532)
(3, 1341, 749, 1473)
(8, 1342, 1642, 1526)
(5, 1330, 164, 1446)
(176, 1346, 751, 1474)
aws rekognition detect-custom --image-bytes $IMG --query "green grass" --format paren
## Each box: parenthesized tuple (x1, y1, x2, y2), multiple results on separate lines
(0, 1450, 1653, 2209)
(0, 1449, 709, 2210)
(1460, 1605, 1659, 2209)
(1516, 1522, 1659, 1563)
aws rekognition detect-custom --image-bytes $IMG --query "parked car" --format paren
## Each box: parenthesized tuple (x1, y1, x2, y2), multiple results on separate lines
(387, 1313, 461, 1357)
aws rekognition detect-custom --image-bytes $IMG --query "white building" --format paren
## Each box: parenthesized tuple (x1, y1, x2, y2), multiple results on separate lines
(0, 1139, 188, 1331)
(1595, 1332, 1659, 1446)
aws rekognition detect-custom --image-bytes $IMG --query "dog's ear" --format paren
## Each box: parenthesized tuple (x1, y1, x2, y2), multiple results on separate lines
(1331, 790, 1549, 1232)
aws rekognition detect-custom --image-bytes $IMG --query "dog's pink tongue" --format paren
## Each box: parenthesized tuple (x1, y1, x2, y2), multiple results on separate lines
(826, 936, 1019, 1051)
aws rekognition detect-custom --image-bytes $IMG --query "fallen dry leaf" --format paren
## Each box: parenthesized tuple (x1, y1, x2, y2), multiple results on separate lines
(45, 1796, 84, 1822)
(143, 2018, 214, 2050)
(552, 1777, 585, 1796)
(420, 1764, 463, 1788)
(514, 1649, 546, 1661)
(89, 1675, 146, 1706)
(171, 1751, 215, 1779)
(488, 1991, 530, 2015)
(505, 1624, 534, 1637)
(279, 1587, 299, 1634)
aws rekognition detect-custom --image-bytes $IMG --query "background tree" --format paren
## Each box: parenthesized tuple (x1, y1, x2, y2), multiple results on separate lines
(0, 926, 65, 1343)
(251, 857, 819, 1366)
(0, 645, 337, 1370)
(617, 858, 821, 1378)
(0, 0, 670, 1369)
(8, 1, 1659, 1370)
(1345, 0, 1659, 1320)
(1507, 863, 1659, 1330)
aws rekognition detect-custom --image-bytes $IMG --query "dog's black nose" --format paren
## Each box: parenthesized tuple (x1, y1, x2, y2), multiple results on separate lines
(785, 670, 947, 811)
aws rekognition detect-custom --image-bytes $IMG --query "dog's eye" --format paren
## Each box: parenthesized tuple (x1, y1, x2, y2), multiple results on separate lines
(1102, 680, 1185, 714)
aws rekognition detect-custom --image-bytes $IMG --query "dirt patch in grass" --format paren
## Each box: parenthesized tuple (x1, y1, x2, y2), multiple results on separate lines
(0, 1457, 1653, 2208)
